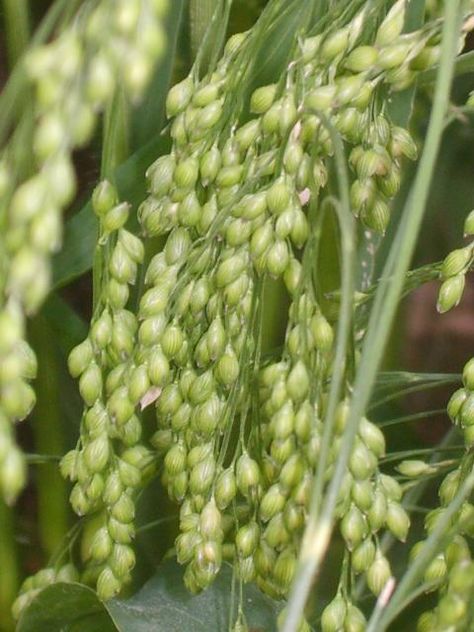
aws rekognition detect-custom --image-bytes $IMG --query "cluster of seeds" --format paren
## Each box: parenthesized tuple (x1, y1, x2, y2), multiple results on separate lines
(447, 357, 474, 445)
(0, 0, 169, 505)
(321, 593, 367, 632)
(408, 368, 474, 630)
(437, 211, 474, 313)
(333, 402, 409, 596)
(12, 563, 79, 619)
(0, 305, 37, 502)
(66, 0, 456, 604)
(60, 182, 156, 600)
(418, 554, 474, 631)
(20, 0, 472, 620)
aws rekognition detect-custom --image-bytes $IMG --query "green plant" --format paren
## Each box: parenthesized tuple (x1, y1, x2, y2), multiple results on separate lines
(2, 0, 474, 631)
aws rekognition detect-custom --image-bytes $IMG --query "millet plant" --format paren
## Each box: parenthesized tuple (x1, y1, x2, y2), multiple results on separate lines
(2, 0, 474, 630)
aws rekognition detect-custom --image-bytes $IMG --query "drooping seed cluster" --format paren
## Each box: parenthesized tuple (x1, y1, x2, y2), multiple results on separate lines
(417, 554, 474, 631)
(66, 0, 455, 603)
(19, 0, 471, 617)
(0, 0, 169, 505)
(409, 365, 474, 631)
(60, 182, 155, 600)
(334, 402, 409, 596)
(437, 212, 474, 313)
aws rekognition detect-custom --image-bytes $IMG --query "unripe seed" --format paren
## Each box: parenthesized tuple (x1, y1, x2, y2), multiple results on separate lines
(107, 387, 134, 426)
(103, 471, 124, 505)
(79, 363, 102, 405)
(216, 350, 240, 386)
(351, 479, 374, 511)
(361, 197, 390, 234)
(345, 45, 378, 72)
(424, 554, 447, 584)
(266, 240, 289, 277)
(165, 443, 187, 475)
(442, 247, 472, 280)
(341, 504, 367, 550)
(189, 456, 216, 494)
(110, 543, 136, 578)
(216, 253, 247, 288)
(166, 77, 193, 117)
(148, 348, 170, 386)
(464, 209, 474, 236)
(97, 567, 122, 601)
(68, 338, 94, 377)
(305, 85, 336, 111)
(386, 501, 410, 541)
(108, 517, 134, 544)
(84, 435, 110, 474)
(397, 459, 433, 478)
(375, 0, 405, 47)
(367, 553, 392, 596)
(200, 146, 222, 184)
(109, 243, 137, 284)
(359, 417, 386, 457)
(250, 84, 277, 114)
(367, 489, 388, 532)
(260, 484, 286, 522)
(236, 522, 260, 557)
(90, 527, 113, 562)
(447, 387, 468, 422)
(215, 468, 237, 509)
(236, 453, 260, 497)
(250, 221, 273, 259)
(437, 274, 465, 313)
(460, 393, 474, 427)
(311, 314, 334, 353)
(352, 538, 376, 574)
(321, 594, 347, 632)
(321, 27, 349, 61)
(102, 203, 130, 233)
(200, 498, 222, 541)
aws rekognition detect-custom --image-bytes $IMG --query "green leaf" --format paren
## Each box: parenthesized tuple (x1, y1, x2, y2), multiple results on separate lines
(16, 583, 116, 632)
(17, 560, 281, 632)
(108, 559, 281, 632)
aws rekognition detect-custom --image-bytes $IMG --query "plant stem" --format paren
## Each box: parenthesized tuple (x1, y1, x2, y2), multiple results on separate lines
(282, 115, 356, 632)
(92, 90, 130, 313)
(30, 315, 70, 558)
(0, 499, 19, 631)
(282, 0, 463, 627)
(2, 0, 30, 68)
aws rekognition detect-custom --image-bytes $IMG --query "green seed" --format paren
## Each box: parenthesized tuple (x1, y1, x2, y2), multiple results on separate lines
(437, 274, 465, 313)
(166, 77, 193, 117)
(345, 45, 378, 72)
(321, 594, 347, 632)
(441, 247, 472, 280)
(367, 552, 392, 596)
(250, 84, 277, 114)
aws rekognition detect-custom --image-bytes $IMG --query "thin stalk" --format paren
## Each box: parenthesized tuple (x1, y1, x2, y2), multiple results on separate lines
(0, 499, 19, 631)
(2, 0, 30, 68)
(92, 90, 130, 313)
(282, 114, 356, 632)
(282, 1, 463, 627)
(30, 315, 70, 558)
